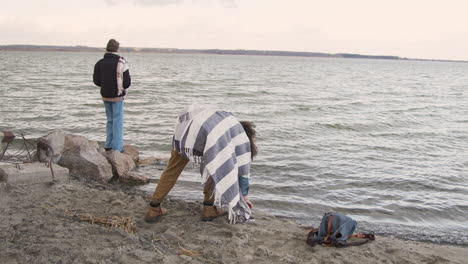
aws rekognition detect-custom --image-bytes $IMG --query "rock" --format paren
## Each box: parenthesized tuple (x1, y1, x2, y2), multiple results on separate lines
(0, 162, 69, 184)
(37, 132, 113, 183)
(97, 146, 107, 157)
(137, 154, 170, 166)
(123, 145, 139, 163)
(1, 131, 16, 144)
(35, 132, 148, 184)
(105, 150, 136, 177)
(36, 131, 65, 163)
(60, 136, 113, 183)
(137, 156, 163, 166)
(119, 171, 150, 184)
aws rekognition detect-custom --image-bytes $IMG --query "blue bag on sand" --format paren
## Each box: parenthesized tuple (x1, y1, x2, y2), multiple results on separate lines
(306, 212, 375, 247)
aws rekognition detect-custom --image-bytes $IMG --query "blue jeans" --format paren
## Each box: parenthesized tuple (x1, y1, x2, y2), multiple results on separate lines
(103, 100, 124, 152)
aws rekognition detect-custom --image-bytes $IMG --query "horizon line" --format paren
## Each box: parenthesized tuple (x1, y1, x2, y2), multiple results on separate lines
(1, 44, 466, 63)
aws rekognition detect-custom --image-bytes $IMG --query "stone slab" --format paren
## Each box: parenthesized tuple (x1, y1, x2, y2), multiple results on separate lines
(0, 162, 69, 184)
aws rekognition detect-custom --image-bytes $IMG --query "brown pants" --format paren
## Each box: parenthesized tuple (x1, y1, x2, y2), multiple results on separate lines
(151, 150, 215, 204)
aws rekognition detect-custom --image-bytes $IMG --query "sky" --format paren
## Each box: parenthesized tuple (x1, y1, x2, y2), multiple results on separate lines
(1, 0, 468, 60)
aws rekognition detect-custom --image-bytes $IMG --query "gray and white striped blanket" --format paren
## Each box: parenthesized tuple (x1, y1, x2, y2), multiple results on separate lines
(115, 55, 128, 96)
(173, 106, 252, 223)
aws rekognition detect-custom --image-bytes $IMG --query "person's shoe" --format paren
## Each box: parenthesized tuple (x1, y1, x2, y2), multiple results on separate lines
(104, 148, 112, 151)
(201, 205, 227, 222)
(144, 205, 167, 223)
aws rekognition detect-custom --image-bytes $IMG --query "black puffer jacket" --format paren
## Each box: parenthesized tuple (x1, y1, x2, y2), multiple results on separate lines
(93, 53, 131, 98)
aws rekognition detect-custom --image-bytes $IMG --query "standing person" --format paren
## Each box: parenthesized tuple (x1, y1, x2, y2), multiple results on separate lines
(145, 106, 258, 224)
(93, 39, 131, 152)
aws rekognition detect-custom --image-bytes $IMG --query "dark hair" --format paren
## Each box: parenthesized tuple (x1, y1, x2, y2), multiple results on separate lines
(240, 121, 257, 160)
(106, 39, 120, 52)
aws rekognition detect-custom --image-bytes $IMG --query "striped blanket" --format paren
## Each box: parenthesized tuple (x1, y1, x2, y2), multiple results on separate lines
(173, 106, 252, 223)
(116, 55, 129, 96)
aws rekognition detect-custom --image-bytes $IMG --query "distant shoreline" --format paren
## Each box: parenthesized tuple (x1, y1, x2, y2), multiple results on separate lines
(1, 44, 466, 63)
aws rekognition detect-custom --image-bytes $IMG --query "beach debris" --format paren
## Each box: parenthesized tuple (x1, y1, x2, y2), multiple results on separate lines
(37, 132, 113, 183)
(65, 210, 137, 234)
(36, 138, 56, 181)
(0, 132, 68, 183)
(0, 162, 68, 184)
(118, 171, 150, 184)
(0, 132, 35, 162)
(1, 131, 16, 144)
(177, 242, 202, 258)
(1, 131, 15, 161)
(177, 242, 216, 264)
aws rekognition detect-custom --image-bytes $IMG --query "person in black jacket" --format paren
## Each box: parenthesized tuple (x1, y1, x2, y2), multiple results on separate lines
(93, 39, 131, 152)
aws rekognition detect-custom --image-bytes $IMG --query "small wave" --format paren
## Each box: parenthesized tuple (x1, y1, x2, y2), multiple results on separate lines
(166, 81, 198, 87)
(316, 123, 358, 131)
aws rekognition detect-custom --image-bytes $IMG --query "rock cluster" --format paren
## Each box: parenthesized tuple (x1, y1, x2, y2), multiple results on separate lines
(36, 132, 150, 184)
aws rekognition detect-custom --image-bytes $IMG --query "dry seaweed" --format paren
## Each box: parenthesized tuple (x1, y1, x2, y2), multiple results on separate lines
(65, 210, 137, 234)
(150, 233, 217, 264)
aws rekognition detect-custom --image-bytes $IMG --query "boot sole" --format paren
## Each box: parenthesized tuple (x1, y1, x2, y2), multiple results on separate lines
(201, 217, 216, 222)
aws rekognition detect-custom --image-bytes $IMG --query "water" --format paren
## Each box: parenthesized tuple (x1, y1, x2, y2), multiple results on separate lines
(1, 51, 467, 244)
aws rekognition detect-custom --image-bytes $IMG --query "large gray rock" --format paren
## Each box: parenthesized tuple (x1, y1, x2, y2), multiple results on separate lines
(36, 131, 65, 163)
(123, 145, 139, 163)
(105, 150, 151, 185)
(105, 150, 136, 178)
(37, 132, 113, 183)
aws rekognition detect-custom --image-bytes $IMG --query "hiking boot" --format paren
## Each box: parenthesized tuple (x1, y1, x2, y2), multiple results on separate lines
(201, 205, 226, 222)
(144, 205, 167, 223)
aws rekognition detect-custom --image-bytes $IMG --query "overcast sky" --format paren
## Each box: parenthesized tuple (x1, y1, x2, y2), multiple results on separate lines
(1, 0, 468, 60)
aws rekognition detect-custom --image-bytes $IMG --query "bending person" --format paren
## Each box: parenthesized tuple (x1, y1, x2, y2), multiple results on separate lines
(145, 106, 257, 224)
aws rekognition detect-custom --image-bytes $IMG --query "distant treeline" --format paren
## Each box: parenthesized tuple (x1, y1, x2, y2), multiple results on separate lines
(0, 44, 419, 61)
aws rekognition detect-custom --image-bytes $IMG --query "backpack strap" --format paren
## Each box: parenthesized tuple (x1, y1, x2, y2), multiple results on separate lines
(306, 228, 319, 246)
(321, 214, 335, 247)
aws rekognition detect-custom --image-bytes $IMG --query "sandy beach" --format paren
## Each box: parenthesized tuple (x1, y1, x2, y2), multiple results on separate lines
(1, 179, 466, 264)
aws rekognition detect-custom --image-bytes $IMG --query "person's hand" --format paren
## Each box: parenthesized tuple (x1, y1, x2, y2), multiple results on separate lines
(243, 195, 253, 209)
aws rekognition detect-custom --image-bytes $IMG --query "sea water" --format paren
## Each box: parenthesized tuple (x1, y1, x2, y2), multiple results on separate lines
(1, 51, 467, 244)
